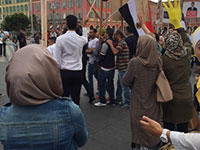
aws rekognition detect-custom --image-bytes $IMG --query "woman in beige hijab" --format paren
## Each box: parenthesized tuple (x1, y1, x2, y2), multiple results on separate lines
(122, 35, 162, 150)
(0, 44, 88, 150)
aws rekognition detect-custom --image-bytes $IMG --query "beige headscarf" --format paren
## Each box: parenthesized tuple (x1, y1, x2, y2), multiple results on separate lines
(6, 44, 63, 106)
(136, 35, 160, 68)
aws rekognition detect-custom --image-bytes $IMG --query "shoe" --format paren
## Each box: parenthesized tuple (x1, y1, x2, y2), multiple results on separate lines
(121, 103, 130, 108)
(94, 102, 107, 107)
(108, 102, 115, 106)
(0, 94, 4, 98)
(89, 97, 95, 104)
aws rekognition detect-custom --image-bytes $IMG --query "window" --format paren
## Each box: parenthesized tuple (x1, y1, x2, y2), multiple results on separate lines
(17, 5, 20, 11)
(107, 2, 111, 8)
(36, 4, 40, 11)
(21, 5, 24, 11)
(48, 3, 51, 9)
(107, 12, 110, 19)
(90, 12, 94, 18)
(102, 12, 105, 19)
(69, 0, 73, 7)
(77, 11, 82, 20)
(62, 1, 66, 8)
(77, 0, 81, 7)
(55, 13, 60, 20)
(96, 0, 100, 7)
(13, 6, 16, 12)
(6, 7, 8, 13)
(55, 2, 59, 9)
(37, 14, 41, 20)
(103, 2, 106, 8)
(3, 7, 5, 13)
(63, 13, 66, 19)
(0, 8, 1, 13)
(10, 6, 12, 12)
(25, 4, 28, 11)
(49, 13, 53, 20)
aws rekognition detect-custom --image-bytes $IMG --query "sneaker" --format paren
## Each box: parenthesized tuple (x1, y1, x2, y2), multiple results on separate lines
(121, 103, 130, 108)
(94, 102, 107, 107)
(0, 94, 4, 98)
(107, 102, 115, 106)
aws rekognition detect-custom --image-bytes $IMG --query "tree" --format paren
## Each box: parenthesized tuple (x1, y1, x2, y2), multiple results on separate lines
(1, 13, 30, 32)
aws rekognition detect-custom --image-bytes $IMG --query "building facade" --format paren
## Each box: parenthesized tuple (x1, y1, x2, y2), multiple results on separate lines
(0, 0, 30, 27)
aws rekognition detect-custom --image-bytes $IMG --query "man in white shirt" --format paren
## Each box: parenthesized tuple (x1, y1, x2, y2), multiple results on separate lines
(54, 15, 88, 105)
(47, 37, 56, 58)
(86, 28, 99, 102)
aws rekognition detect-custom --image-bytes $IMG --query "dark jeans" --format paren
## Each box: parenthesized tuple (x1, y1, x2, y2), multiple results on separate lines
(60, 70, 83, 105)
(3, 42, 6, 56)
(0, 44, 2, 56)
(88, 63, 98, 97)
(98, 69, 115, 104)
(164, 122, 189, 133)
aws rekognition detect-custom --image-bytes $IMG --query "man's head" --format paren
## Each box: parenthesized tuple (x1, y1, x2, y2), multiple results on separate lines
(104, 28, 114, 39)
(125, 26, 133, 36)
(66, 15, 77, 30)
(191, 2, 195, 7)
(88, 28, 97, 39)
(114, 30, 125, 41)
(187, 26, 192, 35)
(48, 37, 56, 46)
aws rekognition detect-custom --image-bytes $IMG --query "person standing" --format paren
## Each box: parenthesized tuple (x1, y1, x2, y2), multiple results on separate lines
(162, 0, 193, 133)
(86, 28, 99, 101)
(94, 28, 115, 107)
(17, 30, 27, 48)
(122, 35, 162, 149)
(125, 26, 138, 59)
(54, 15, 88, 105)
(107, 30, 130, 107)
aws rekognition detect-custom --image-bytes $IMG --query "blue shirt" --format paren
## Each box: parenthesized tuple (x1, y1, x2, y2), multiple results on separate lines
(0, 98, 88, 150)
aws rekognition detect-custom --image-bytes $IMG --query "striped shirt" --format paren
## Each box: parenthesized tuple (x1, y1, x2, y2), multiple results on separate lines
(116, 40, 130, 71)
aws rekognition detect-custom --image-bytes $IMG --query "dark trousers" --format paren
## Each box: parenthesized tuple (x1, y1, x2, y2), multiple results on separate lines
(164, 122, 189, 133)
(98, 69, 115, 104)
(0, 44, 2, 56)
(3, 42, 6, 56)
(61, 70, 83, 105)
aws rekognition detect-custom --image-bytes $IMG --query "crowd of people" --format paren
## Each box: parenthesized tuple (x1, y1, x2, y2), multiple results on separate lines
(0, 0, 200, 149)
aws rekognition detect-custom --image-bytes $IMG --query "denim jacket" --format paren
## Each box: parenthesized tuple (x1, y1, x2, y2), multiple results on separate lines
(0, 97, 88, 150)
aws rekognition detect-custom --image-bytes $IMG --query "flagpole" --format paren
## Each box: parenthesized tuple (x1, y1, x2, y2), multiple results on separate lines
(98, 0, 103, 54)
(120, 0, 124, 31)
(86, 0, 97, 17)
(41, 0, 47, 47)
(86, 0, 101, 19)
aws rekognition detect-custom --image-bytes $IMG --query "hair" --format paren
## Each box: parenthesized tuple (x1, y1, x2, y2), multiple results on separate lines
(115, 30, 125, 39)
(105, 28, 114, 38)
(195, 67, 200, 75)
(66, 15, 77, 30)
(126, 26, 133, 34)
(90, 28, 97, 33)
(49, 37, 56, 43)
(192, 2, 195, 5)
(76, 25, 83, 36)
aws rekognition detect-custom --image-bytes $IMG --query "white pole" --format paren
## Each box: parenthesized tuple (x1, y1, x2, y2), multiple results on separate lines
(103, 9, 118, 23)
(29, 0, 34, 37)
(41, 0, 47, 47)
(86, 0, 97, 18)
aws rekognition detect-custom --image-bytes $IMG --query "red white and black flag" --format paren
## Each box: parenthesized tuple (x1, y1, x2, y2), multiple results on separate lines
(119, 0, 154, 37)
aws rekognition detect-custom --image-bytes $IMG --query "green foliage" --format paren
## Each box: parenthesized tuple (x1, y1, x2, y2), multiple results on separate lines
(1, 13, 30, 32)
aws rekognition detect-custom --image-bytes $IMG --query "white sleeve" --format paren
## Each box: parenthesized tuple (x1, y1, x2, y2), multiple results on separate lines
(54, 39, 62, 67)
(82, 27, 88, 44)
(170, 131, 200, 150)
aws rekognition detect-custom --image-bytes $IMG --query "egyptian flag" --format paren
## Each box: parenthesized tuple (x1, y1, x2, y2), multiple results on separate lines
(119, 0, 154, 37)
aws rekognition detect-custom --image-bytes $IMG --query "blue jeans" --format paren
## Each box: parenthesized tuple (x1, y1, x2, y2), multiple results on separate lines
(88, 63, 97, 97)
(0, 98, 88, 150)
(116, 71, 130, 104)
(98, 69, 115, 104)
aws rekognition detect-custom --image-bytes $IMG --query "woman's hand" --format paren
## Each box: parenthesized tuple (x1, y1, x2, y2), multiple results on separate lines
(163, 0, 182, 29)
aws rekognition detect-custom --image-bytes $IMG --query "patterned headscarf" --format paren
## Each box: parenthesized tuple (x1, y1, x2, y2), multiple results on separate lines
(164, 31, 187, 60)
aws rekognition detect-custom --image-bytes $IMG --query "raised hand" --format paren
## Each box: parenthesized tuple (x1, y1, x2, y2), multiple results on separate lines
(163, 0, 182, 29)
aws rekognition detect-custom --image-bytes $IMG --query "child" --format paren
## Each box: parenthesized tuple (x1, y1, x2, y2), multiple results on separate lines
(12, 36, 18, 51)
(194, 67, 200, 117)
